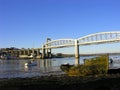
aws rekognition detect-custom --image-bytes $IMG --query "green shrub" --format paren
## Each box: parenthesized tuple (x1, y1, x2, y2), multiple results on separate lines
(68, 65, 90, 76)
(67, 55, 109, 76)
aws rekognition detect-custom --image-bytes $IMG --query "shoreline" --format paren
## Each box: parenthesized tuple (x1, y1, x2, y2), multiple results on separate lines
(0, 69, 120, 89)
(0, 73, 120, 90)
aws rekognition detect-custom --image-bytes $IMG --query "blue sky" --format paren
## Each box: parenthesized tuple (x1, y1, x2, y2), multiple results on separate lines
(0, 0, 120, 54)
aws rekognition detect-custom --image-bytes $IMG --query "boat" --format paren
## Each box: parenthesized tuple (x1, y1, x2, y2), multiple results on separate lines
(25, 61, 37, 66)
(60, 63, 74, 72)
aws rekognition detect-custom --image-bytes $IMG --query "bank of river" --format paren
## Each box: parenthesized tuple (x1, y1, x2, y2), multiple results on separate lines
(0, 73, 120, 90)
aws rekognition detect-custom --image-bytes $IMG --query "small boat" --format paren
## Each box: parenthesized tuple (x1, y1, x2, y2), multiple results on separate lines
(25, 61, 37, 66)
(60, 63, 74, 72)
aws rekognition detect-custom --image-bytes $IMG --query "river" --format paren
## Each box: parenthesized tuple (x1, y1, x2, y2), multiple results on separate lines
(0, 55, 120, 78)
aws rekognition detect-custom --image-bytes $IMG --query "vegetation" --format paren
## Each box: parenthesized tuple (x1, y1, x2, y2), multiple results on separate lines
(64, 55, 109, 76)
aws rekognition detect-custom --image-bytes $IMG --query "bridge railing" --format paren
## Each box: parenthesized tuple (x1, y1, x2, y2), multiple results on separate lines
(44, 39, 75, 48)
(77, 31, 120, 45)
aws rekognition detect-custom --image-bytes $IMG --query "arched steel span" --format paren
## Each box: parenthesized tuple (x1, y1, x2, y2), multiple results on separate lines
(77, 31, 120, 45)
(44, 39, 75, 49)
(41, 31, 120, 62)
(43, 31, 120, 48)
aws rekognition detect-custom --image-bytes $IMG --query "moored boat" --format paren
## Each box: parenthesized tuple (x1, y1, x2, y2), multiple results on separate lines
(25, 61, 37, 66)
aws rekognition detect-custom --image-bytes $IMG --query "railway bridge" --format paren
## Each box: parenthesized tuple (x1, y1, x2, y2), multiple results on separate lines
(42, 31, 120, 61)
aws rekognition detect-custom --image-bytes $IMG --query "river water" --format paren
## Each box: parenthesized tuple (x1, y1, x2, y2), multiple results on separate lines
(0, 55, 120, 78)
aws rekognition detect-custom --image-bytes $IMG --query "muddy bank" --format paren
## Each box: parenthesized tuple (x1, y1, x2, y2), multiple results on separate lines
(0, 68, 120, 90)
(0, 73, 120, 90)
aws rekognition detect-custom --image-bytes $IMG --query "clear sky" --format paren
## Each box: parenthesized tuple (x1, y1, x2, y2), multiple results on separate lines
(0, 0, 120, 54)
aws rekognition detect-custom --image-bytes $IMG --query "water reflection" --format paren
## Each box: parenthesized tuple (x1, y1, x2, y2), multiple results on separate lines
(38, 59, 52, 72)
(41, 59, 52, 67)
(24, 65, 32, 72)
(24, 59, 53, 73)
(0, 55, 120, 78)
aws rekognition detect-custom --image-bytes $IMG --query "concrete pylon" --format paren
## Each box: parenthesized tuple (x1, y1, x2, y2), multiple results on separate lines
(42, 45, 46, 59)
(75, 39, 79, 65)
(32, 48, 34, 55)
(36, 49, 40, 56)
(46, 38, 52, 58)
(49, 48, 52, 58)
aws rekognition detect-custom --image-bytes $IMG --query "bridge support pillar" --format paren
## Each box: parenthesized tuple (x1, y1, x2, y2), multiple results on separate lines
(32, 48, 34, 55)
(46, 46, 49, 58)
(46, 48, 52, 58)
(49, 48, 52, 58)
(75, 39, 79, 65)
(23, 50, 25, 55)
(36, 49, 40, 56)
(27, 49, 30, 55)
(46, 38, 52, 58)
(42, 45, 46, 59)
(48, 48, 52, 58)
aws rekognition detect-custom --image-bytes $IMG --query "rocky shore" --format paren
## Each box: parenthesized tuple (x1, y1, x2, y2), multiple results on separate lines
(0, 68, 120, 90)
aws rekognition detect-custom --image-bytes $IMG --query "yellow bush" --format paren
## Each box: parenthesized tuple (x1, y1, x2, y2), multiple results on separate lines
(68, 65, 90, 76)
(67, 55, 109, 76)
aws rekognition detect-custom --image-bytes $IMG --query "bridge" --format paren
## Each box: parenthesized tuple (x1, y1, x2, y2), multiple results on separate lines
(42, 31, 120, 61)
(0, 31, 120, 61)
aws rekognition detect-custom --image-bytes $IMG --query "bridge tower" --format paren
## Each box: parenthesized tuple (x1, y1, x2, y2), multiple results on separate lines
(75, 39, 79, 64)
(42, 45, 46, 59)
(42, 38, 52, 59)
(46, 38, 52, 58)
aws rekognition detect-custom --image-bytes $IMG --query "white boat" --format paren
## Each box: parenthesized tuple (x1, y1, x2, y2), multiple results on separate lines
(25, 61, 37, 66)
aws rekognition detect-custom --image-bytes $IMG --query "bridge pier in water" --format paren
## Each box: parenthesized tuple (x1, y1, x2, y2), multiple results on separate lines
(46, 47, 52, 59)
(42, 45, 46, 59)
(45, 38, 52, 59)
(47, 48, 52, 58)
(42, 45, 52, 59)
(75, 39, 79, 65)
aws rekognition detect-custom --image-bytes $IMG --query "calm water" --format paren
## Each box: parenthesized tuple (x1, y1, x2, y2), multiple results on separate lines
(0, 55, 120, 78)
